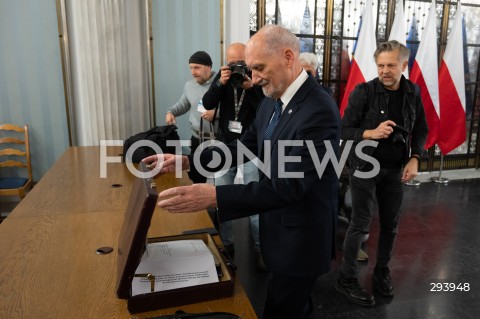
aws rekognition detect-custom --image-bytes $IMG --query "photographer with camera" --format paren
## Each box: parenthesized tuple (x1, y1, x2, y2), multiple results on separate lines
(202, 42, 265, 271)
(337, 40, 428, 306)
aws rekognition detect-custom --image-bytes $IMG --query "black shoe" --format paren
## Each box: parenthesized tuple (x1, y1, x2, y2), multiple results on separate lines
(255, 251, 268, 272)
(373, 266, 394, 297)
(224, 244, 235, 259)
(335, 276, 375, 307)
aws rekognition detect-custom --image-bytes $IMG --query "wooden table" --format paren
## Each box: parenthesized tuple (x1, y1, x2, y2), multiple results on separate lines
(0, 147, 257, 319)
(11, 146, 136, 217)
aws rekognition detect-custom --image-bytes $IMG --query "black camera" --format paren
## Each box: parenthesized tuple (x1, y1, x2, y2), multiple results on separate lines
(392, 125, 409, 145)
(227, 62, 249, 88)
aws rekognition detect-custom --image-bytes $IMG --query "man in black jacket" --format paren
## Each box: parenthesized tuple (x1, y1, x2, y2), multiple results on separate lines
(336, 40, 428, 306)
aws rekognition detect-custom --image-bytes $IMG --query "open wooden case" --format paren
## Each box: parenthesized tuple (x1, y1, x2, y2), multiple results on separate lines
(116, 163, 235, 314)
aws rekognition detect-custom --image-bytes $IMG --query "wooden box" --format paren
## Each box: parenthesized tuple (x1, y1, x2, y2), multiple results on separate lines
(116, 163, 235, 314)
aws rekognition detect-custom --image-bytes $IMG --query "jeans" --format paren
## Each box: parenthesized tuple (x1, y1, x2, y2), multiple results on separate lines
(340, 167, 403, 278)
(214, 161, 260, 252)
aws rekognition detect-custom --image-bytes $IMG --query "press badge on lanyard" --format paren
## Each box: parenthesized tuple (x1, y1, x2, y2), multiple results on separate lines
(229, 89, 245, 134)
(197, 99, 207, 113)
(228, 120, 243, 133)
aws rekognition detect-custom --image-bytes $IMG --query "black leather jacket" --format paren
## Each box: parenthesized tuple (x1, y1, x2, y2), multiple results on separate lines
(342, 76, 428, 170)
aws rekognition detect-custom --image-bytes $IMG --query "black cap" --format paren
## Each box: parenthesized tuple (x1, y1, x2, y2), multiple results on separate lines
(189, 51, 212, 66)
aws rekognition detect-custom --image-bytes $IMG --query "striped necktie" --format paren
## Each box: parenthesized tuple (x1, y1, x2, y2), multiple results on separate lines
(263, 99, 283, 140)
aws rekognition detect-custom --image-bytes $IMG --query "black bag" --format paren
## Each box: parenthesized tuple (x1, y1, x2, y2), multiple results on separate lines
(123, 125, 180, 163)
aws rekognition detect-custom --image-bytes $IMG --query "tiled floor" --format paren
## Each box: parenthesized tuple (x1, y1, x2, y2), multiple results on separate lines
(231, 178, 480, 319)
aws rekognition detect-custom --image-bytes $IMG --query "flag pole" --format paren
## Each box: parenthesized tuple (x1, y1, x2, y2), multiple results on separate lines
(431, 153, 449, 184)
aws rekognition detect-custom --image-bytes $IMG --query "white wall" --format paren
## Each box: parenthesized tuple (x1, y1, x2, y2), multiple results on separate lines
(224, 0, 250, 48)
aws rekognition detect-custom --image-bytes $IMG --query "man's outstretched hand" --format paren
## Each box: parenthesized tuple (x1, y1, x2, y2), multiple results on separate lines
(157, 184, 217, 213)
(142, 154, 189, 176)
(142, 154, 217, 213)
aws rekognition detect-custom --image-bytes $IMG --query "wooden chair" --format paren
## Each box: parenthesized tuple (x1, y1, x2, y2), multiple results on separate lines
(0, 124, 33, 201)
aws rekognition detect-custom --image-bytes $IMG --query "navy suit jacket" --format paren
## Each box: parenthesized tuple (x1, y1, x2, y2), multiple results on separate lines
(203, 75, 340, 277)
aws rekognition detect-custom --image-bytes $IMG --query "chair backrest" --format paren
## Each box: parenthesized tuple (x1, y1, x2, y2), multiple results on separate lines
(0, 124, 33, 199)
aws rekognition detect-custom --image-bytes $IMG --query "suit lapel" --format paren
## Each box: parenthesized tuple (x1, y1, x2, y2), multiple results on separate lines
(269, 103, 298, 142)
(268, 76, 317, 144)
(258, 76, 317, 156)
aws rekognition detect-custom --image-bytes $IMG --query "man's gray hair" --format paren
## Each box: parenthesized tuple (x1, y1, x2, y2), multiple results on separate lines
(374, 40, 410, 62)
(299, 52, 318, 69)
(259, 25, 300, 56)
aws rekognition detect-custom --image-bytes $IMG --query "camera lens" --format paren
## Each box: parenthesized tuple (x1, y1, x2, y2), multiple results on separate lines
(229, 72, 245, 88)
(228, 63, 247, 88)
(392, 132, 405, 145)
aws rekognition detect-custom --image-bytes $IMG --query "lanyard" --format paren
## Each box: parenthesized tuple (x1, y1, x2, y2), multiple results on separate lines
(233, 88, 245, 121)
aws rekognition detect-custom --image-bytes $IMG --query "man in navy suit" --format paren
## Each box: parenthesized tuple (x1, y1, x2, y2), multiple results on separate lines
(143, 25, 340, 319)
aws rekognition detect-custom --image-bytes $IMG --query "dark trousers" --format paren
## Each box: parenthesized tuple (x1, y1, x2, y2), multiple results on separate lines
(340, 167, 403, 278)
(187, 136, 207, 184)
(263, 273, 318, 319)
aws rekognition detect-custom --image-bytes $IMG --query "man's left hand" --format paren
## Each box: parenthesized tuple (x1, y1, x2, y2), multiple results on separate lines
(158, 184, 217, 213)
(142, 154, 189, 176)
(401, 158, 419, 182)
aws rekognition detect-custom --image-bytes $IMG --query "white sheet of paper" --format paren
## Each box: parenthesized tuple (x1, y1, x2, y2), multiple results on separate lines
(132, 239, 219, 296)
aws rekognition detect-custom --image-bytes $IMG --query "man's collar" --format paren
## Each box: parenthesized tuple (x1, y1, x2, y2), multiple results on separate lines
(279, 69, 309, 110)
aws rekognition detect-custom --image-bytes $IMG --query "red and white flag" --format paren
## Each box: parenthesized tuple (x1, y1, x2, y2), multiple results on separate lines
(437, 3, 466, 155)
(410, 0, 439, 150)
(388, 0, 408, 78)
(339, 1, 377, 117)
